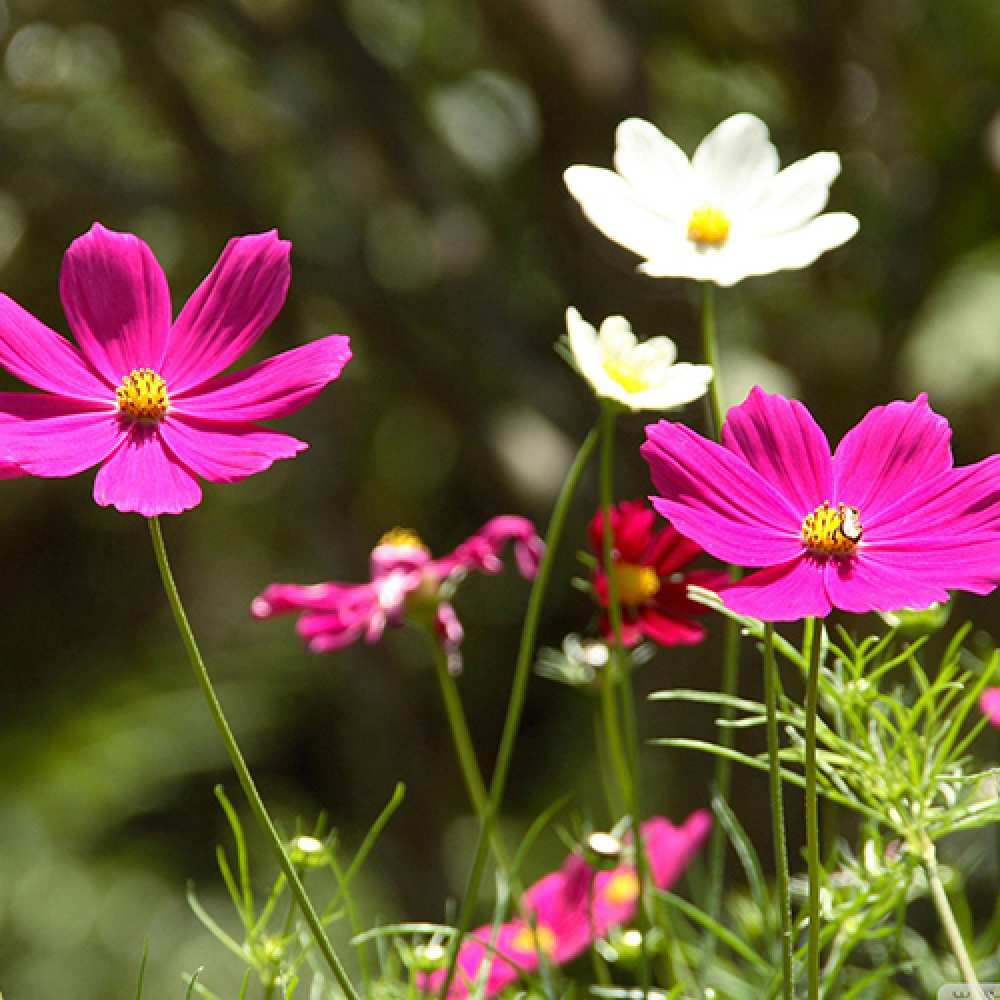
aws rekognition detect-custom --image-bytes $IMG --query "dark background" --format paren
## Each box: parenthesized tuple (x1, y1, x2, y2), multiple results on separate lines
(0, 0, 999, 995)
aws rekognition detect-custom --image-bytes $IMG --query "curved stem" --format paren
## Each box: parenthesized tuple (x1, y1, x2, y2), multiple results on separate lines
(148, 517, 360, 1000)
(805, 619, 822, 1000)
(430, 639, 512, 873)
(764, 624, 793, 1000)
(598, 402, 650, 992)
(599, 666, 630, 811)
(924, 842, 983, 994)
(438, 425, 600, 1000)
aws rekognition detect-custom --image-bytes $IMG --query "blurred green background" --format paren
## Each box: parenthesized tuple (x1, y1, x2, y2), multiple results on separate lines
(0, 0, 999, 995)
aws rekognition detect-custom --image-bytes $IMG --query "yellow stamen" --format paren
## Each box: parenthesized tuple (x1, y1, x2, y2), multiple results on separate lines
(510, 925, 557, 957)
(613, 562, 660, 605)
(116, 368, 169, 421)
(801, 501, 863, 556)
(604, 871, 639, 906)
(377, 527, 429, 552)
(602, 358, 648, 395)
(687, 206, 731, 248)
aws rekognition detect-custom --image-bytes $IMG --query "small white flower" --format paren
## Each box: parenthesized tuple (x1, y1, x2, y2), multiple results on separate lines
(565, 306, 712, 411)
(564, 114, 859, 286)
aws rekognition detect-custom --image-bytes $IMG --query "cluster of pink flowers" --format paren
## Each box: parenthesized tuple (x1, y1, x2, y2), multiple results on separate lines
(420, 811, 711, 999)
(589, 499, 726, 647)
(252, 517, 543, 673)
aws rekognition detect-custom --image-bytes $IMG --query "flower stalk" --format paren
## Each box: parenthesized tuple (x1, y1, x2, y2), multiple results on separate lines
(805, 619, 822, 1000)
(438, 425, 600, 1000)
(148, 517, 361, 1000)
(764, 623, 793, 1000)
(598, 402, 651, 992)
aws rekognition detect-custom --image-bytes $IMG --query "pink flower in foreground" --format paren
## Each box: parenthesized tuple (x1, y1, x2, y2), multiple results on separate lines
(252, 517, 543, 673)
(420, 811, 711, 999)
(642, 388, 1000, 622)
(981, 689, 1000, 728)
(589, 499, 727, 647)
(0, 223, 351, 516)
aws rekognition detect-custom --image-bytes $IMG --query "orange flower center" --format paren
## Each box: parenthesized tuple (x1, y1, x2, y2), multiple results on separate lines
(377, 527, 429, 552)
(510, 924, 557, 957)
(612, 562, 660, 605)
(116, 368, 169, 422)
(801, 501, 863, 555)
(604, 871, 640, 906)
(687, 206, 731, 247)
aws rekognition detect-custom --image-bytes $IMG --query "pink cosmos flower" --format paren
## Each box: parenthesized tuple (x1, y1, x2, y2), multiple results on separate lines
(589, 499, 728, 646)
(420, 811, 711, 999)
(641, 388, 1000, 622)
(252, 517, 543, 673)
(0, 223, 351, 516)
(980, 688, 1000, 728)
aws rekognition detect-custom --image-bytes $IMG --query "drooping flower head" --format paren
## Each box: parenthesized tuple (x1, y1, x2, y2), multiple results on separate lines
(564, 307, 712, 411)
(252, 517, 543, 673)
(642, 388, 1000, 622)
(564, 114, 858, 286)
(589, 499, 727, 646)
(419, 811, 711, 999)
(0, 224, 351, 515)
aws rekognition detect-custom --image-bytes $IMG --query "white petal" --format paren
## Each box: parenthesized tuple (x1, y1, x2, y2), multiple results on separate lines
(598, 315, 639, 355)
(563, 165, 683, 261)
(639, 245, 739, 285)
(613, 118, 694, 220)
(629, 365, 714, 410)
(566, 306, 603, 373)
(630, 336, 678, 371)
(691, 113, 780, 208)
(749, 152, 842, 235)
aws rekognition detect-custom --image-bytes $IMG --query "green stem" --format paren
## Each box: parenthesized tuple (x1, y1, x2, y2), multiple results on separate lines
(147, 517, 360, 1000)
(599, 667, 630, 812)
(438, 426, 600, 1000)
(699, 280, 741, 974)
(764, 624, 793, 1000)
(429, 639, 512, 873)
(924, 842, 982, 994)
(805, 618, 822, 1000)
(598, 402, 650, 993)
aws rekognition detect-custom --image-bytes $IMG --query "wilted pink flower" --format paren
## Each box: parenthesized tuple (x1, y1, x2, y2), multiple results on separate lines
(0, 223, 350, 516)
(252, 518, 543, 673)
(589, 499, 727, 646)
(981, 688, 1000, 728)
(642, 388, 1000, 622)
(420, 811, 711, 999)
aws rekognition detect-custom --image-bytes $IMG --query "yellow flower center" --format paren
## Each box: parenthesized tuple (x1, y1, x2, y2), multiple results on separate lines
(687, 206, 731, 248)
(613, 562, 660, 605)
(116, 368, 169, 421)
(604, 871, 639, 906)
(377, 527, 429, 552)
(602, 357, 648, 395)
(510, 925, 557, 957)
(801, 501, 864, 556)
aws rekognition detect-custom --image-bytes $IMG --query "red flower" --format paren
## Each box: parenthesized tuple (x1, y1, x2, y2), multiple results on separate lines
(590, 499, 726, 647)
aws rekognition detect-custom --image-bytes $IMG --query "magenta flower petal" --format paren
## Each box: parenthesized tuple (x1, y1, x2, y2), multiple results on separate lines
(162, 231, 291, 393)
(832, 394, 953, 518)
(172, 335, 352, 422)
(722, 386, 833, 517)
(722, 556, 833, 620)
(642, 420, 803, 566)
(824, 551, 952, 614)
(60, 223, 172, 383)
(93, 425, 201, 516)
(0, 294, 111, 399)
(159, 414, 306, 484)
(0, 394, 124, 476)
(981, 688, 1000, 728)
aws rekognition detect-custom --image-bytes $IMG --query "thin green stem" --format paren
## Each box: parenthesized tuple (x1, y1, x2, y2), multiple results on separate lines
(147, 518, 360, 1000)
(438, 426, 599, 1000)
(598, 402, 650, 993)
(805, 618, 822, 1000)
(699, 280, 741, 974)
(429, 639, 512, 873)
(924, 843, 983, 994)
(764, 624, 793, 1000)
(599, 667, 630, 810)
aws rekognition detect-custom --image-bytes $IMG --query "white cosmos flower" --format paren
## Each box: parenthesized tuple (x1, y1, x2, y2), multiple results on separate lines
(565, 307, 712, 411)
(563, 114, 859, 287)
